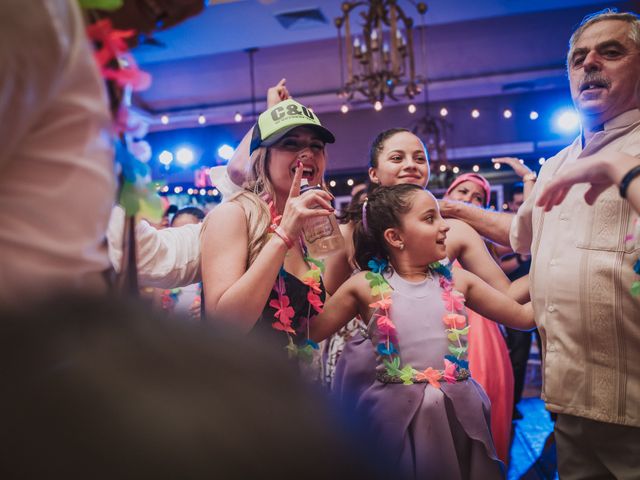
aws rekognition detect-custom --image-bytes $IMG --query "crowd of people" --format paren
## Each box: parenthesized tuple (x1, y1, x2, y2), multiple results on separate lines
(1, 1, 639, 478)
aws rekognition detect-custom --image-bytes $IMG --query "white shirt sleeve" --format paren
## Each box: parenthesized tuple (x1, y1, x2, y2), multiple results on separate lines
(107, 205, 202, 288)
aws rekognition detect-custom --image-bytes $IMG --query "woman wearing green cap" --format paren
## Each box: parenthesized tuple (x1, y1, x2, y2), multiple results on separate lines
(200, 84, 338, 370)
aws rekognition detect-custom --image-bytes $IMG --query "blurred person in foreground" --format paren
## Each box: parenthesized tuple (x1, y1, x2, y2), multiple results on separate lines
(0, 295, 383, 480)
(0, 0, 115, 307)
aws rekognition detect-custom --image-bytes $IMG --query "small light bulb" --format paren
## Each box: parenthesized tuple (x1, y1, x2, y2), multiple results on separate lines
(503, 109, 512, 119)
(529, 111, 539, 120)
(160, 115, 169, 125)
(494, 162, 501, 170)
(374, 101, 383, 111)
(539, 157, 546, 165)
(234, 112, 243, 123)
(439, 165, 446, 172)
(198, 114, 206, 125)
(340, 104, 349, 114)
(408, 104, 417, 114)
(347, 178, 354, 186)
(329, 180, 337, 187)
(452, 166, 460, 174)
(439, 107, 448, 117)
(472, 165, 480, 172)
(471, 109, 480, 119)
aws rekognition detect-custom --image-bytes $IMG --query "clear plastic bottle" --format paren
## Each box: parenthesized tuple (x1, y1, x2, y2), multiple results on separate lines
(300, 179, 345, 258)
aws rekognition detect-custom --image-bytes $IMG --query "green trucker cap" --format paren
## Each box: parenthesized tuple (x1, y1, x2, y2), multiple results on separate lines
(249, 99, 335, 155)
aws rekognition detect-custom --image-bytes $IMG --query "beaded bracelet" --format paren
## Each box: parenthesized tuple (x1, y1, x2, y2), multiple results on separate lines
(273, 225, 294, 249)
(620, 165, 640, 199)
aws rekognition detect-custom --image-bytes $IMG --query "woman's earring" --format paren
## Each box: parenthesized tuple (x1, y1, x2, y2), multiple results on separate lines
(399, 243, 405, 250)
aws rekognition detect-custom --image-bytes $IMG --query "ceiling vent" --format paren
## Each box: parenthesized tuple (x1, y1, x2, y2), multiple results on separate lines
(275, 8, 328, 30)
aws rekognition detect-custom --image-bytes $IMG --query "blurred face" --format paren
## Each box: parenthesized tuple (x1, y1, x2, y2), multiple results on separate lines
(446, 180, 486, 207)
(268, 127, 326, 197)
(171, 213, 201, 228)
(568, 20, 640, 124)
(369, 132, 430, 188)
(396, 190, 450, 264)
(508, 192, 524, 212)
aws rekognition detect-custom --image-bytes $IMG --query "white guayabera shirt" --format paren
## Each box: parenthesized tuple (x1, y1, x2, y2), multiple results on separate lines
(511, 109, 640, 427)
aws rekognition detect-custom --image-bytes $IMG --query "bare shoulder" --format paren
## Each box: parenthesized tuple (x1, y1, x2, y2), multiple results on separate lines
(446, 218, 477, 236)
(201, 202, 247, 242)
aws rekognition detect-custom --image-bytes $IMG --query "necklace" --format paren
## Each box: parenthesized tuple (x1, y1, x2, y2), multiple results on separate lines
(265, 199, 325, 362)
(366, 258, 470, 388)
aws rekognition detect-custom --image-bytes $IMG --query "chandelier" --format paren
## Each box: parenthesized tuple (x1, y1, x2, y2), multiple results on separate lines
(335, 0, 427, 105)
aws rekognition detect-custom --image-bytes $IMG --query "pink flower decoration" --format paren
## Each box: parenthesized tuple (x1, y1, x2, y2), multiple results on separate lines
(266, 201, 282, 227)
(439, 276, 453, 292)
(442, 290, 465, 312)
(269, 296, 295, 327)
(415, 367, 442, 389)
(102, 63, 151, 91)
(376, 314, 397, 336)
(302, 277, 322, 295)
(443, 359, 458, 384)
(86, 19, 134, 67)
(272, 320, 295, 334)
(442, 313, 467, 329)
(369, 297, 393, 310)
(307, 291, 324, 314)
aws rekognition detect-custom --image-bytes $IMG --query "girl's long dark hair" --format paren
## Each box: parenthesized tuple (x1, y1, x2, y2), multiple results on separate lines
(353, 184, 422, 272)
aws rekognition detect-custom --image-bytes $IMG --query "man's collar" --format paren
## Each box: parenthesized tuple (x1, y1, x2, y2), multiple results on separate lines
(602, 108, 640, 131)
(580, 109, 640, 147)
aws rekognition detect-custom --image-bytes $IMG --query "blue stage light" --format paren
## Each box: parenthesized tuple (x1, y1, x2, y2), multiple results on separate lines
(554, 109, 581, 134)
(176, 147, 195, 166)
(218, 144, 235, 162)
(158, 150, 173, 165)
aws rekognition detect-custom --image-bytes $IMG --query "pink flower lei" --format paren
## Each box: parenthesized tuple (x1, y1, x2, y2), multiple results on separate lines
(366, 258, 470, 387)
(265, 199, 325, 363)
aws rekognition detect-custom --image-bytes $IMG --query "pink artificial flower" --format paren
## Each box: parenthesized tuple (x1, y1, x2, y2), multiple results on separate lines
(86, 19, 134, 67)
(442, 290, 465, 312)
(369, 297, 393, 310)
(102, 62, 151, 91)
(269, 296, 295, 328)
(266, 201, 282, 227)
(442, 313, 467, 329)
(443, 359, 458, 384)
(439, 276, 453, 292)
(376, 314, 397, 336)
(307, 291, 324, 314)
(415, 367, 442, 389)
(302, 277, 322, 295)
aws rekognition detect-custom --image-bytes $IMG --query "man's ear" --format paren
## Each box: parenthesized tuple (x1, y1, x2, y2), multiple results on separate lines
(383, 227, 404, 250)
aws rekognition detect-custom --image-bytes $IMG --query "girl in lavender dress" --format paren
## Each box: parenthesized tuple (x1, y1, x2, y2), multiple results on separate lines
(311, 184, 534, 479)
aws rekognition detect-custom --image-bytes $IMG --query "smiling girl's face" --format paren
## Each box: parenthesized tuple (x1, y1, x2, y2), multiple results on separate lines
(369, 131, 430, 188)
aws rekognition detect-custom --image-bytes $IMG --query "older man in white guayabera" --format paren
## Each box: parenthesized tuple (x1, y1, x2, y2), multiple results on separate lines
(438, 9, 640, 479)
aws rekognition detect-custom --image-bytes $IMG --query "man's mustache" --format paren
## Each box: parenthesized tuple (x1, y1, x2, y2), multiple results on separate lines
(578, 73, 612, 91)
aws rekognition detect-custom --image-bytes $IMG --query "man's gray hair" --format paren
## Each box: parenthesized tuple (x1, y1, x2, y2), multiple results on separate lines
(567, 9, 640, 70)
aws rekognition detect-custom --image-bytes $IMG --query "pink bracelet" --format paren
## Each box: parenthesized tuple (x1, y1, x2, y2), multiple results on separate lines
(273, 225, 294, 249)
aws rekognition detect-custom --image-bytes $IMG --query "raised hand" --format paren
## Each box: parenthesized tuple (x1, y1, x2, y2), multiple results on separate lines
(267, 78, 291, 108)
(536, 153, 620, 211)
(492, 157, 534, 179)
(278, 161, 334, 239)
